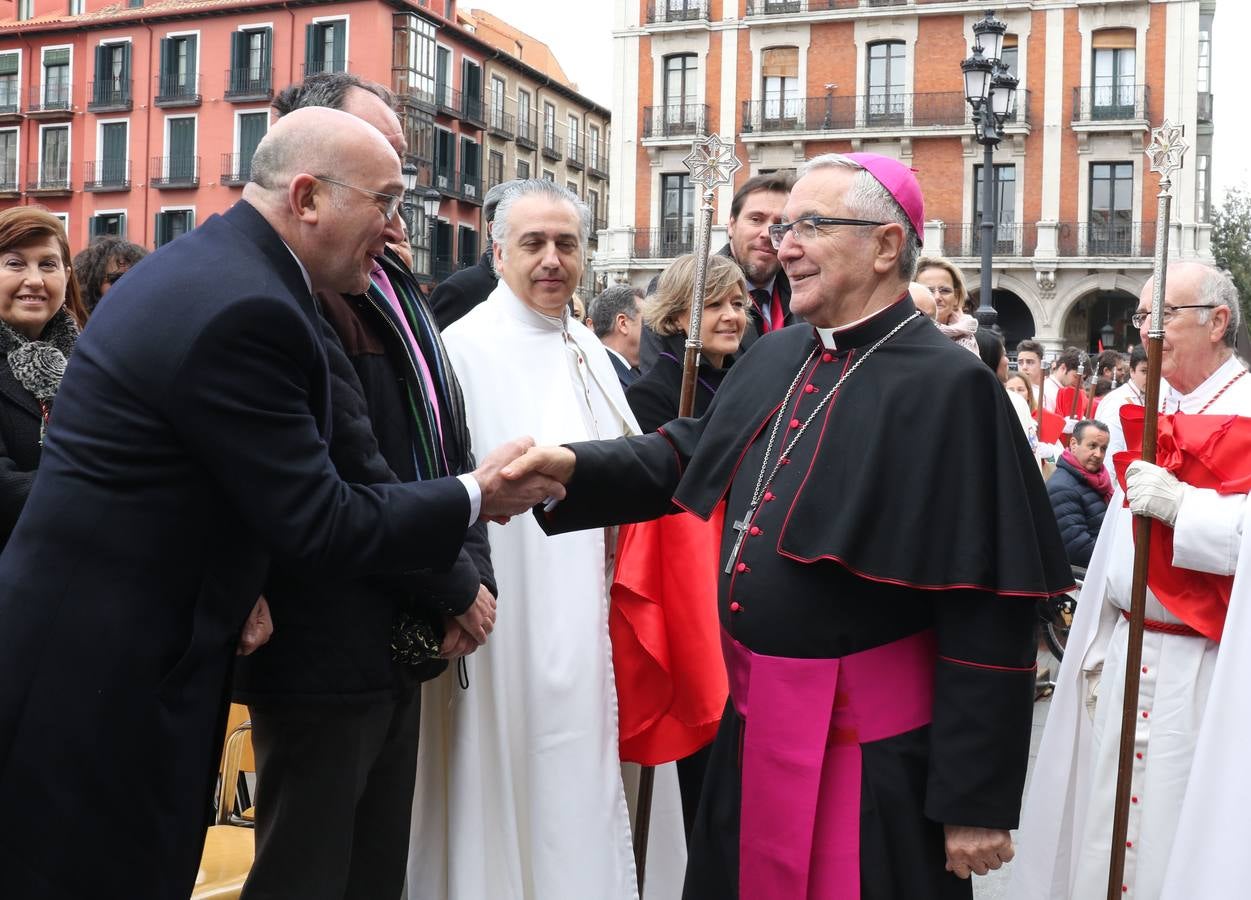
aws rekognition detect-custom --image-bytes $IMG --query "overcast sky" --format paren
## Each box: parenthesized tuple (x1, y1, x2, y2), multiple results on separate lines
(468, 1, 1249, 201)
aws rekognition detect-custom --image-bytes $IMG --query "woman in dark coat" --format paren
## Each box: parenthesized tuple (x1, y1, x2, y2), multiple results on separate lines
(0, 208, 87, 548)
(626, 252, 749, 432)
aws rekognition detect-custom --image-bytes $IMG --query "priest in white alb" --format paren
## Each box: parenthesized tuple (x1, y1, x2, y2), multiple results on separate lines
(407, 179, 684, 900)
(1013, 262, 1251, 899)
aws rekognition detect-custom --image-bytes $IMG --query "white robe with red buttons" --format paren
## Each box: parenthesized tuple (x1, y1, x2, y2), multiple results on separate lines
(1012, 356, 1251, 899)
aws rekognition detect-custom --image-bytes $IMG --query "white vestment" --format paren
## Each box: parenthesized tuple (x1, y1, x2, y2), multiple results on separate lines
(1013, 355, 1251, 900)
(407, 282, 686, 900)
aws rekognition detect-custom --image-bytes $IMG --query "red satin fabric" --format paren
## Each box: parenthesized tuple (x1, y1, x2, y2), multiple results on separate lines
(1056, 386, 1091, 419)
(1112, 406, 1251, 642)
(1038, 407, 1066, 445)
(609, 506, 728, 765)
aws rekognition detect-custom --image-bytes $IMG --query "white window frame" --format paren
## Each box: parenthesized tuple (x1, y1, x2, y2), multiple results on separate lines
(40, 44, 74, 108)
(310, 14, 351, 72)
(0, 125, 20, 187)
(37, 121, 71, 185)
(94, 116, 130, 181)
(232, 107, 270, 155)
(0, 49, 22, 112)
(90, 208, 128, 238)
(156, 205, 196, 246)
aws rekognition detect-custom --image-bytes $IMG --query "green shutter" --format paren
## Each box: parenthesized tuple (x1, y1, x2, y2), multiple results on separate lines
(185, 36, 197, 89)
(0, 54, 18, 76)
(331, 22, 346, 72)
(304, 23, 317, 74)
(44, 48, 69, 67)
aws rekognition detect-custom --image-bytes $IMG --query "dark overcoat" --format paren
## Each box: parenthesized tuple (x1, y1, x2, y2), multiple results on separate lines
(0, 201, 471, 899)
(0, 361, 43, 547)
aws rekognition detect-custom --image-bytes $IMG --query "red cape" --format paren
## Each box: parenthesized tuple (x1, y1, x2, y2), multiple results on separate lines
(1113, 406, 1251, 641)
(610, 506, 728, 765)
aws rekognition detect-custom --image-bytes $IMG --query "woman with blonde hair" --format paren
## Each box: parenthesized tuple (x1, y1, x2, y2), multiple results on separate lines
(916, 256, 978, 354)
(626, 253, 749, 432)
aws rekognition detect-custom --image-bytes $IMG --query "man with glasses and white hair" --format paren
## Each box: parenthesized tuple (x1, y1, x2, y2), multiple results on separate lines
(409, 178, 685, 900)
(504, 153, 1072, 899)
(1016, 262, 1251, 900)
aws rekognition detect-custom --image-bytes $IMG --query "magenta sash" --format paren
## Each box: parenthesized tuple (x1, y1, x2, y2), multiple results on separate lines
(721, 629, 937, 900)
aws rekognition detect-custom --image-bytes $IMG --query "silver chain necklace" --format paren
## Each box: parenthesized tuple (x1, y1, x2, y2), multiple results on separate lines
(725, 312, 919, 573)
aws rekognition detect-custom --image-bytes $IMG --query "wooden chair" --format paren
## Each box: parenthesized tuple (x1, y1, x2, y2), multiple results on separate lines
(191, 705, 256, 900)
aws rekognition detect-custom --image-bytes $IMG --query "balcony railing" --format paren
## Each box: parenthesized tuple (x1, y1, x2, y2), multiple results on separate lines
(457, 170, 483, 203)
(542, 133, 563, 161)
(0, 95, 19, 118)
(224, 67, 273, 101)
(392, 68, 436, 113)
(643, 103, 709, 139)
(746, 0, 902, 13)
(646, 0, 708, 24)
(303, 59, 349, 77)
(1057, 221, 1156, 258)
(488, 108, 515, 139)
(83, 159, 131, 191)
(633, 226, 695, 259)
(0, 175, 18, 194)
(88, 79, 131, 112)
(26, 162, 70, 192)
(461, 91, 486, 128)
(516, 118, 538, 150)
(28, 83, 72, 114)
(568, 143, 585, 170)
(220, 152, 252, 186)
(1197, 92, 1213, 124)
(742, 91, 1027, 134)
(150, 155, 200, 189)
(432, 169, 456, 196)
(1072, 84, 1149, 123)
(155, 73, 201, 107)
(941, 222, 1037, 258)
(436, 84, 457, 117)
(588, 153, 608, 179)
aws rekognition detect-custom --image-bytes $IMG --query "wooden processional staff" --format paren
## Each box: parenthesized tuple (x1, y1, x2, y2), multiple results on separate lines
(631, 132, 741, 895)
(1105, 119, 1188, 900)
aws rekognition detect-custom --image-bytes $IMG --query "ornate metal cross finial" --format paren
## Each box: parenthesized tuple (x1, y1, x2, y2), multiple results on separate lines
(683, 133, 742, 192)
(1145, 119, 1188, 181)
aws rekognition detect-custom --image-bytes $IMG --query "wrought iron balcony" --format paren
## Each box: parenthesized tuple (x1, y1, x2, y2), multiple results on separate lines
(646, 0, 708, 24)
(643, 103, 709, 140)
(632, 226, 695, 260)
(1072, 84, 1149, 124)
(742, 90, 1028, 135)
(392, 68, 436, 113)
(88, 80, 132, 112)
(941, 222, 1037, 259)
(156, 73, 201, 107)
(461, 91, 486, 129)
(0, 175, 18, 196)
(84, 159, 131, 191)
(220, 153, 252, 186)
(588, 153, 608, 180)
(488, 109, 515, 140)
(302, 59, 349, 77)
(224, 67, 272, 102)
(432, 169, 457, 197)
(27, 83, 72, 116)
(1056, 221, 1156, 258)
(568, 143, 585, 171)
(435, 84, 457, 117)
(150, 155, 200, 189)
(0, 95, 20, 121)
(457, 170, 483, 204)
(516, 118, 538, 150)
(542, 134, 563, 162)
(26, 161, 70, 193)
(746, 0, 902, 13)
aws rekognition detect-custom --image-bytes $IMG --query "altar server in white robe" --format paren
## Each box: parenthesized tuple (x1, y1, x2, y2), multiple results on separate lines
(1013, 262, 1251, 900)
(408, 179, 685, 900)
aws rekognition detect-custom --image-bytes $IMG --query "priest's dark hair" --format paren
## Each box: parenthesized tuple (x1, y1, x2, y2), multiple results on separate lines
(491, 179, 591, 253)
(798, 154, 918, 280)
(1129, 343, 1147, 369)
(1055, 347, 1083, 373)
(729, 173, 794, 220)
(272, 71, 394, 116)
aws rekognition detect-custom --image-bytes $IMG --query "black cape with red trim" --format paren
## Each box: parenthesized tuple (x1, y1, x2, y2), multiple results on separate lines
(538, 295, 1073, 900)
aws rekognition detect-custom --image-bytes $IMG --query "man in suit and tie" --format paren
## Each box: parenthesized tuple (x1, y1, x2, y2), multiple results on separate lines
(588, 283, 644, 390)
(0, 106, 559, 900)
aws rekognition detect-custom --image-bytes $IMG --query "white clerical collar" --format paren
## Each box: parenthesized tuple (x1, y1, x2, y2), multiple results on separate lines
(280, 240, 313, 295)
(494, 279, 569, 334)
(1165, 353, 1243, 408)
(814, 303, 896, 350)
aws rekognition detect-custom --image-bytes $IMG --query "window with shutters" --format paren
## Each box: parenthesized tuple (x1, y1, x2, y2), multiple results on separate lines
(461, 59, 483, 122)
(154, 209, 194, 248)
(226, 27, 272, 100)
(0, 128, 17, 191)
(433, 127, 454, 190)
(517, 158, 530, 180)
(39, 125, 70, 189)
(42, 47, 71, 110)
(0, 52, 18, 115)
(91, 42, 131, 109)
(89, 212, 125, 239)
(866, 41, 905, 123)
(435, 45, 452, 109)
(1091, 29, 1136, 118)
(17, 0, 32, 21)
(94, 120, 129, 189)
(235, 111, 267, 183)
(457, 225, 477, 269)
(459, 136, 480, 199)
(160, 115, 197, 186)
(306, 19, 347, 76)
(158, 34, 199, 104)
(487, 149, 504, 190)
(433, 219, 453, 279)
(762, 47, 799, 124)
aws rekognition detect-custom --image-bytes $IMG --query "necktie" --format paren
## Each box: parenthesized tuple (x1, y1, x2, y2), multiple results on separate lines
(751, 288, 773, 331)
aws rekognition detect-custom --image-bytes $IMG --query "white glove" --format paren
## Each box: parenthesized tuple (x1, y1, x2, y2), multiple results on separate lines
(1063, 417, 1080, 433)
(1125, 460, 1188, 527)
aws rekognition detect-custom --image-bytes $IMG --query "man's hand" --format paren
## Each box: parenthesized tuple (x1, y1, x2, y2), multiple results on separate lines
(237, 595, 273, 656)
(473, 437, 567, 522)
(454, 584, 497, 646)
(1126, 460, 1186, 526)
(943, 825, 1014, 878)
(440, 618, 479, 659)
(501, 446, 577, 488)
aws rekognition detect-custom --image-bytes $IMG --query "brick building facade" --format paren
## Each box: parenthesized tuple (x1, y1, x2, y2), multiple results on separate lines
(599, 0, 1216, 351)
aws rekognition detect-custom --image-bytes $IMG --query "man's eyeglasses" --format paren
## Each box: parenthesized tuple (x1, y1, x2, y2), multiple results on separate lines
(314, 175, 403, 220)
(768, 215, 887, 249)
(1130, 305, 1216, 328)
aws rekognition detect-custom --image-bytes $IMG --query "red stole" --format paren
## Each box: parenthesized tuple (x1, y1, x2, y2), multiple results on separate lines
(1113, 406, 1251, 641)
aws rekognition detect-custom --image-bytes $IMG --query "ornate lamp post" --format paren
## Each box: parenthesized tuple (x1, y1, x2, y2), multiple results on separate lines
(961, 10, 1018, 333)
(421, 187, 441, 281)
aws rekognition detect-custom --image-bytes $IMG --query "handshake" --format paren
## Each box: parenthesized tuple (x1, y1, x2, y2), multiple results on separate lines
(469, 437, 578, 523)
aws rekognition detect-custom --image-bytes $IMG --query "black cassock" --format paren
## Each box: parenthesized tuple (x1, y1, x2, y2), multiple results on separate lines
(539, 296, 1073, 900)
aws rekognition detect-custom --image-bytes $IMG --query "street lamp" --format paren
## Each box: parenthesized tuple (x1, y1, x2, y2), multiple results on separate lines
(422, 187, 441, 281)
(961, 10, 1017, 334)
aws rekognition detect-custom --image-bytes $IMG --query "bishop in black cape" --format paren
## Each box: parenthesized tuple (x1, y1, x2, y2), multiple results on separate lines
(535, 295, 1073, 900)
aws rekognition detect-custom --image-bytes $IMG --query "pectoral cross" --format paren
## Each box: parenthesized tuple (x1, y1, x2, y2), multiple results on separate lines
(725, 503, 757, 575)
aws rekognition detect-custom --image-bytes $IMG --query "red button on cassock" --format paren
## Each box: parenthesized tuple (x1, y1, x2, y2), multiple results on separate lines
(804, 384, 817, 394)
(1142, 711, 1149, 719)
(822, 352, 833, 363)
(736, 562, 748, 573)
(749, 526, 761, 536)
(1142, 666, 1149, 674)
(1131, 796, 1138, 804)
(1136, 752, 1143, 760)
(729, 601, 741, 613)
(764, 491, 775, 502)
(1127, 841, 1133, 849)
(789, 418, 801, 429)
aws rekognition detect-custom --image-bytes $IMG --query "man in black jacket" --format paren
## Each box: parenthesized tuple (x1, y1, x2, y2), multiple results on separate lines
(235, 75, 496, 900)
(1046, 419, 1112, 567)
(428, 180, 515, 329)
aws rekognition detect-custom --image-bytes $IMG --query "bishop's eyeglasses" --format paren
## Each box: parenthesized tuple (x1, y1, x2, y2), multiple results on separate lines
(1129, 305, 1216, 328)
(768, 215, 887, 249)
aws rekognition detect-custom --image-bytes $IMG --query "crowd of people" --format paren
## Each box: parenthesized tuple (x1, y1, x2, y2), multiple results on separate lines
(0, 69, 1247, 900)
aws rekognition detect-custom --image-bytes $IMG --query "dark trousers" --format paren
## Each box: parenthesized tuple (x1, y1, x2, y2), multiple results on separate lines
(241, 677, 422, 900)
